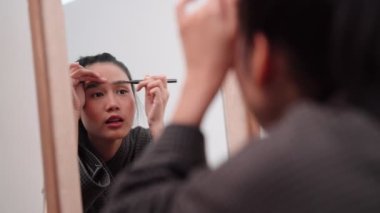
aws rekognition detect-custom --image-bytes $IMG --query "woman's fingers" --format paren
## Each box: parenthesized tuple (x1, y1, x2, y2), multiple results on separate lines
(176, 0, 190, 20)
(148, 88, 163, 102)
(148, 82, 169, 102)
(70, 69, 101, 79)
(138, 76, 169, 129)
(136, 75, 168, 91)
(70, 65, 106, 85)
(176, 0, 236, 82)
(69, 62, 80, 70)
(71, 70, 103, 81)
(136, 76, 170, 109)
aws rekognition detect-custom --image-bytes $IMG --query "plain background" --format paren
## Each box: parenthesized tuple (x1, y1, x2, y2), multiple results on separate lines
(0, 0, 44, 212)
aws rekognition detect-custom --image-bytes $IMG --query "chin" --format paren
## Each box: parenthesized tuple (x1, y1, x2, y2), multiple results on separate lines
(106, 134, 127, 140)
(103, 130, 129, 141)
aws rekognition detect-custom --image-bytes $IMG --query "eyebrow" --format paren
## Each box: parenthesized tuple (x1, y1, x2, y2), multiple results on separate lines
(84, 82, 101, 90)
(113, 80, 131, 85)
(84, 80, 131, 90)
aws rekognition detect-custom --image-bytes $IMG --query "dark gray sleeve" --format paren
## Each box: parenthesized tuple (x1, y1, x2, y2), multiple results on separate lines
(102, 116, 380, 213)
(78, 145, 111, 212)
(103, 124, 298, 213)
(103, 124, 209, 213)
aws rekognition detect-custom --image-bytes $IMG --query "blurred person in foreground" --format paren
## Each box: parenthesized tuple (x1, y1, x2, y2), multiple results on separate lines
(104, 0, 380, 212)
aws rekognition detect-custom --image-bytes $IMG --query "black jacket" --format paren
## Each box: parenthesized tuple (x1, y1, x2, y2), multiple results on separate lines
(79, 126, 151, 212)
(104, 102, 380, 213)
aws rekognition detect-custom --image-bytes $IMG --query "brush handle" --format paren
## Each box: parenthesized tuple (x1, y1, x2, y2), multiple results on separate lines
(127, 79, 177, 84)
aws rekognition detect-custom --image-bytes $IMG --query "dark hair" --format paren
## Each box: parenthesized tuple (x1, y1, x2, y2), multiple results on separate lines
(238, 0, 336, 101)
(76, 53, 138, 143)
(77, 52, 135, 94)
(238, 0, 380, 118)
(331, 0, 380, 117)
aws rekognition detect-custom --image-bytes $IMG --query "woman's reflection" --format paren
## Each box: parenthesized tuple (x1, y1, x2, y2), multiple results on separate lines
(70, 53, 169, 212)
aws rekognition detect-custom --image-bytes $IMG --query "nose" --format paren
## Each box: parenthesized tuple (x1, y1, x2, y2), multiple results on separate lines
(105, 93, 120, 112)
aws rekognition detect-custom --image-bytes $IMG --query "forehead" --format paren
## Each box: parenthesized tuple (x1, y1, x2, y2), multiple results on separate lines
(86, 62, 130, 81)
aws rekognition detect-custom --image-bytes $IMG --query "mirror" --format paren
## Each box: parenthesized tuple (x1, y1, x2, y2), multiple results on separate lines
(62, 0, 230, 211)
(62, 0, 229, 167)
(25, 0, 258, 212)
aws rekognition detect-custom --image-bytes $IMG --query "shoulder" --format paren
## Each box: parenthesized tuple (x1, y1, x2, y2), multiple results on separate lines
(122, 126, 153, 159)
(128, 126, 152, 143)
(271, 101, 380, 148)
(215, 102, 380, 211)
(241, 101, 380, 191)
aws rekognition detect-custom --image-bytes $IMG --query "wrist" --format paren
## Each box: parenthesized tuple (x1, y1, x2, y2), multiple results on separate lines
(172, 75, 220, 126)
(149, 121, 164, 139)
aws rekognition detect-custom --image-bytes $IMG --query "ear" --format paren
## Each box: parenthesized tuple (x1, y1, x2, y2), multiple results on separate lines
(249, 33, 271, 87)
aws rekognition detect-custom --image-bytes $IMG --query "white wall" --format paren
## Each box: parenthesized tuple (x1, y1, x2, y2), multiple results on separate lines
(0, 0, 44, 212)
(63, 0, 229, 167)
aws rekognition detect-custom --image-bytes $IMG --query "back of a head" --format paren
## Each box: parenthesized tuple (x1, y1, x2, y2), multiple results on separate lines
(238, 0, 335, 101)
(238, 0, 380, 119)
(331, 0, 380, 118)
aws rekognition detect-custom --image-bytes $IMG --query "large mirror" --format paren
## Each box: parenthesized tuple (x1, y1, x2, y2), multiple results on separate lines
(62, 0, 229, 167)
(62, 0, 229, 212)
(24, 0, 258, 212)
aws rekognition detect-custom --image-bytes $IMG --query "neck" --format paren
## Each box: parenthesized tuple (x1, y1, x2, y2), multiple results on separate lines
(88, 135, 123, 162)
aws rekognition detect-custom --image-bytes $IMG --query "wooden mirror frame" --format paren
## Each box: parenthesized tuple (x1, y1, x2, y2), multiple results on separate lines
(222, 71, 260, 156)
(28, 0, 82, 212)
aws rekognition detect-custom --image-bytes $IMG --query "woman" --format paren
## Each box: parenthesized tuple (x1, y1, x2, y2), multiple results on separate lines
(103, 0, 380, 212)
(70, 52, 169, 212)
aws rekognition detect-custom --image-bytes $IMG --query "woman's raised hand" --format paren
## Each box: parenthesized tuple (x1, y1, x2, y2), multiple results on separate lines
(176, 0, 237, 86)
(136, 76, 169, 138)
(69, 63, 106, 120)
(172, 0, 238, 126)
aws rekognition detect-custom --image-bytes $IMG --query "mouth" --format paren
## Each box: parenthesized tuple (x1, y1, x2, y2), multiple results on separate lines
(105, 115, 124, 128)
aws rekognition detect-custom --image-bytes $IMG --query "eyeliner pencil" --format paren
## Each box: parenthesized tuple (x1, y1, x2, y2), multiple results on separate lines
(126, 79, 177, 84)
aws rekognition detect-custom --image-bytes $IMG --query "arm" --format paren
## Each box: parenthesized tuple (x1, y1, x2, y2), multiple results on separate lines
(136, 76, 170, 139)
(104, 125, 286, 213)
(172, 0, 237, 127)
(71, 63, 108, 210)
(104, 124, 212, 213)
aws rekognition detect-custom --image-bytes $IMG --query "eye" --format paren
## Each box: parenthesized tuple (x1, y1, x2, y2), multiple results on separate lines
(116, 89, 129, 95)
(90, 92, 104, 98)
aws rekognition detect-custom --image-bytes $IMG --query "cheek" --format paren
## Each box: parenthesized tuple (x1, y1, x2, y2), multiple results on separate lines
(121, 96, 136, 119)
(81, 101, 103, 125)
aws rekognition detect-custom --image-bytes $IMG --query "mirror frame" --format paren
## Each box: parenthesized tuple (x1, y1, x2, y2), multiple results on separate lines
(222, 72, 260, 156)
(28, 0, 82, 212)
